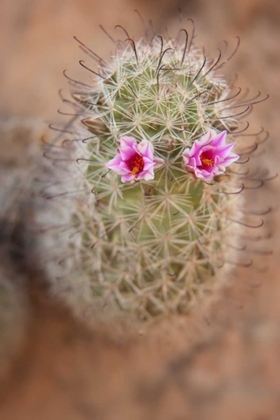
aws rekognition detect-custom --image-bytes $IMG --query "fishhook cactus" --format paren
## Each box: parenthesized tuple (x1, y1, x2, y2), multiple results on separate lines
(41, 19, 271, 321)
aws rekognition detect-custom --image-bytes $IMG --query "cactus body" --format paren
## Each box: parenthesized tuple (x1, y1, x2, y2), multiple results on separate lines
(41, 24, 269, 321)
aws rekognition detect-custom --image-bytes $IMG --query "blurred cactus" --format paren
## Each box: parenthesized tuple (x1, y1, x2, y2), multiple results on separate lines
(41, 20, 271, 321)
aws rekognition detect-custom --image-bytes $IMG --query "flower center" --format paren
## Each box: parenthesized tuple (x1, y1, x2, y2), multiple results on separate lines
(200, 152, 214, 167)
(127, 154, 144, 175)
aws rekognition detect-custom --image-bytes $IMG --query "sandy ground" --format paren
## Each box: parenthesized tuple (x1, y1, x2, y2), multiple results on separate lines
(0, 0, 280, 419)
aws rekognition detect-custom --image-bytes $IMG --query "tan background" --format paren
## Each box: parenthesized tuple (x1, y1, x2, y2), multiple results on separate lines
(0, 0, 280, 419)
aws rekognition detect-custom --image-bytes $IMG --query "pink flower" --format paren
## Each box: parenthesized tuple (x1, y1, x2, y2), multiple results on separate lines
(182, 130, 239, 181)
(106, 136, 163, 183)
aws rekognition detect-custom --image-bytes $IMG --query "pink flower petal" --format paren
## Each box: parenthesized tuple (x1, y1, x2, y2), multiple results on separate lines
(210, 130, 227, 148)
(106, 155, 127, 175)
(120, 136, 138, 148)
(121, 173, 134, 182)
(137, 139, 154, 158)
(143, 157, 154, 170)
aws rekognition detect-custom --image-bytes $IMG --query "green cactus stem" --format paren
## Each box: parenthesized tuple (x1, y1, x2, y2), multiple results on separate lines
(40, 22, 270, 321)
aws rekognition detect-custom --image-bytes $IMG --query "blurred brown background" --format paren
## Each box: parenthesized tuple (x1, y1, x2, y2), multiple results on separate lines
(0, 0, 280, 419)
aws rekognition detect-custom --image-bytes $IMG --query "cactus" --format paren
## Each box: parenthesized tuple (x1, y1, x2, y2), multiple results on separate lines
(41, 20, 271, 322)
